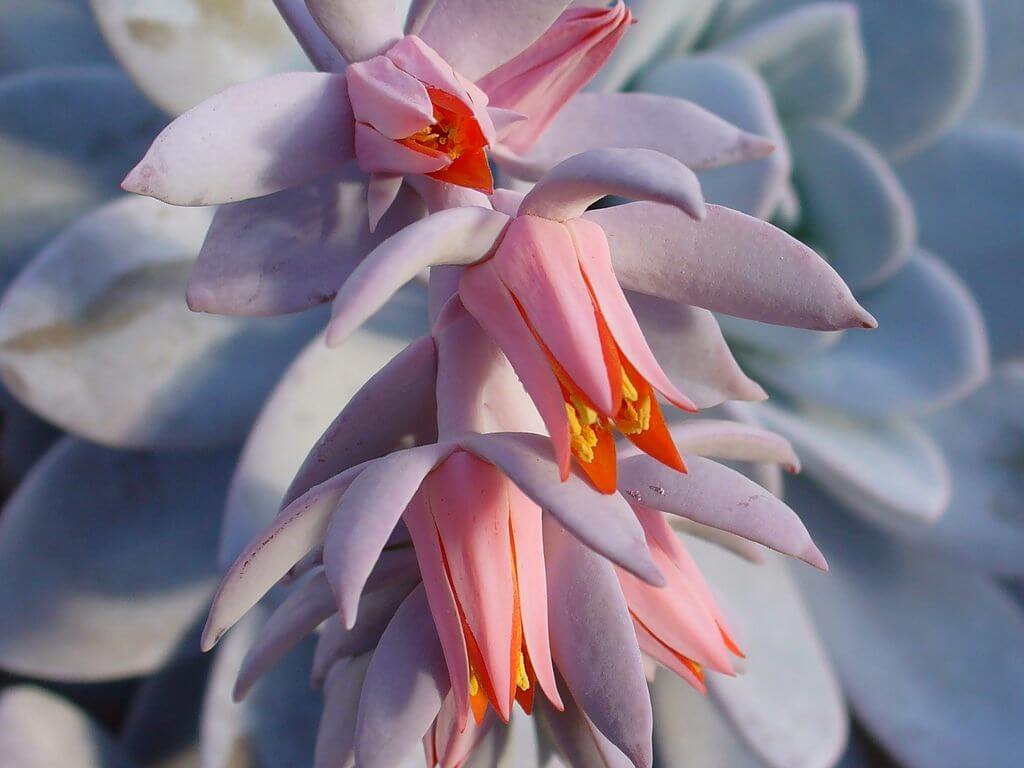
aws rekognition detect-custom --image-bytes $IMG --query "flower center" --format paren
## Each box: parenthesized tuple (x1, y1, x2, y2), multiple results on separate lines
(399, 86, 493, 193)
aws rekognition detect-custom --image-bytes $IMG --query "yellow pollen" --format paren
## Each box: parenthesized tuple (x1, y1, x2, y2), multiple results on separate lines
(566, 403, 599, 462)
(621, 369, 639, 403)
(515, 652, 530, 692)
(469, 670, 480, 697)
(617, 370, 651, 435)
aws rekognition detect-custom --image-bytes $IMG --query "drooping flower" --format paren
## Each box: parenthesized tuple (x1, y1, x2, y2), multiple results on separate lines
(115, 0, 775, 319)
(205, 308, 828, 768)
(323, 147, 875, 491)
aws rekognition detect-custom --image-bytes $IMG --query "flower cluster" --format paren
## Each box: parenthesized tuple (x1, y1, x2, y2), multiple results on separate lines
(0, 2, 1021, 768)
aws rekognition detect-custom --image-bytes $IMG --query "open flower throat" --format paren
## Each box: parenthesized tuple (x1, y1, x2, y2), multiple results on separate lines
(461, 215, 691, 494)
(348, 35, 496, 194)
(399, 86, 493, 192)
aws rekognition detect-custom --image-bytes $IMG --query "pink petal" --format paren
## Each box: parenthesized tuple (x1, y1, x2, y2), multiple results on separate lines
(518, 147, 705, 222)
(491, 215, 616, 414)
(354, 585, 450, 768)
(323, 442, 457, 627)
(314, 653, 371, 768)
(544, 516, 654, 768)
(122, 73, 354, 205)
(509, 482, 562, 710)
(427, 453, 516, 721)
(635, 508, 736, 642)
(494, 92, 775, 181)
(618, 543, 734, 675)
(463, 432, 664, 587)
(326, 206, 509, 346)
(201, 465, 365, 652)
(634, 619, 706, 693)
(567, 217, 695, 411)
(626, 293, 767, 408)
(284, 335, 438, 506)
(354, 122, 451, 176)
(457, 264, 570, 472)
(403, 491, 472, 730)
(418, 0, 574, 80)
(479, 2, 630, 153)
(431, 694, 495, 768)
(668, 420, 801, 472)
(346, 56, 434, 138)
(588, 202, 877, 331)
(306, 0, 404, 63)
(233, 569, 335, 701)
(189, 174, 425, 316)
(618, 455, 827, 570)
(386, 35, 474, 108)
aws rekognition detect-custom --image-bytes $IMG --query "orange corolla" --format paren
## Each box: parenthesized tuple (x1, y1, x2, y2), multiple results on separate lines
(460, 214, 696, 493)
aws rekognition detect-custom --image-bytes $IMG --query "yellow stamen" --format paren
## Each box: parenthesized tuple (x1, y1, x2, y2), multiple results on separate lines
(515, 652, 530, 692)
(617, 370, 651, 435)
(566, 402, 599, 462)
(469, 670, 480, 697)
(621, 368, 639, 403)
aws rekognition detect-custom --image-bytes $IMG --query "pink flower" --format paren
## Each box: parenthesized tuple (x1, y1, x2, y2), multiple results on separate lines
(206, 311, 830, 768)
(323, 147, 876, 491)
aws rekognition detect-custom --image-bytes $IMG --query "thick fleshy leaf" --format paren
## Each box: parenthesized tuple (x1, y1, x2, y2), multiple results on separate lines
(715, 4, 867, 121)
(0, 0, 113, 74)
(967, 0, 1024, 127)
(220, 288, 429, 564)
(845, 0, 984, 158)
(463, 432, 664, 586)
(588, 0, 716, 91)
(315, 653, 372, 768)
(120, 649, 210, 768)
(203, 464, 366, 652)
(306, 0, 404, 62)
(233, 570, 335, 701)
(789, 121, 916, 292)
(200, 608, 322, 768)
(652, 671, 761, 768)
(896, 125, 1024, 361)
(618, 454, 825, 569)
(667, 419, 799, 471)
(755, 401, 951, 525)
(324, 442, 456, 626)
(688, 538, 848, 768)
(274, 0, 349, 71)
(355, 585, 450, 768)
(792, 477, 1024, 768)
(418, 0, 573, 80)
(544, 517, 653, 768)
(91, 0, 311, 115)
(910, 364, 1024, 577)
(0, 438, 226, 680)
(326, 206, 509, 345)
(0, 67, 164, 291)
(627, 292, 766, 408)
(0, 195, 324, 450)
(635, 55, 789, 219)
(746, 252, 990, 419)
(0, 686, 136, 768)
(495, 92, 774, 182)
(587, 202, 876, 331)
(519, 147, 705, 222)
(122, 72, 354, 205)
(189, 172, 425, 316)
